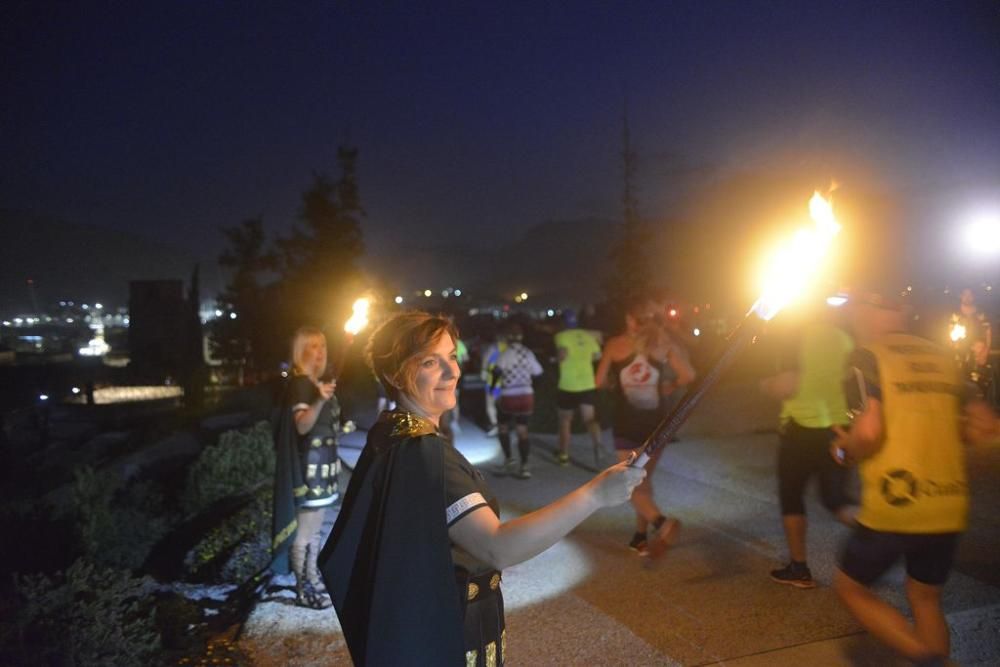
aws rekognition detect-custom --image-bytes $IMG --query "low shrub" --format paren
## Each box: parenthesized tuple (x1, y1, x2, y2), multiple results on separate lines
(181, 421, 274, 516)
(73, 466, 170, 571)
(185, 491, 272, 583)
(4, 559, 159, 666)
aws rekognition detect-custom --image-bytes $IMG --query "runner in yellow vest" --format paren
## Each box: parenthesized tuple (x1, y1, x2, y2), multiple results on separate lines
(832, 290, 999, 664)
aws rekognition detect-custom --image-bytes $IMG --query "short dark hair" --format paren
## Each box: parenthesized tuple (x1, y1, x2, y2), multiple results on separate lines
(365, 311, 458, 401)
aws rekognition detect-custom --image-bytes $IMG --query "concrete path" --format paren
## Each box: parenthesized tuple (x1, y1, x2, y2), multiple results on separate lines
(241, 418, 1000, 666)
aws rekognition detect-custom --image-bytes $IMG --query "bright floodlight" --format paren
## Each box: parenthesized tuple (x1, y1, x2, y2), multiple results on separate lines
(963, 212, 1000, 256)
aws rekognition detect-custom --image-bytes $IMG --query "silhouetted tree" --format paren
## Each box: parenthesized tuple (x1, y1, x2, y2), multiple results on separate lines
(180, 264, 207, 406)
(211, 218, 278, 381)
(277, 146, 365, 333)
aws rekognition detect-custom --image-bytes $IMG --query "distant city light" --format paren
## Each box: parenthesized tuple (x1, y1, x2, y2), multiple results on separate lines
(520, 292, 528, 301)
(82, 304, 89, 310)
(95, 303, 103, 309)
(424, 289, 432, 297)
(14, 318, 23, 325)
(441, 289, 449, 298)
(72, 387, 81, 394)
(454, 289, 462, 297)
(66, 317, 74, 323)
(668, 308, 678, 318)
(394, 296, 404, 304)
(547, 309, 555, 317)
(215, 309, 223, 317)
(693, 328, 701, 337)
(39, 394, 49, 401)
(229, 312, 237, 320)
(1, 321, 9, 327)
(514, 296, 523, 303)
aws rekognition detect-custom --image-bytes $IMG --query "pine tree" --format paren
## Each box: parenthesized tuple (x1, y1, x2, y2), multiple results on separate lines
(277, 146, 365, 332)
(211, 218, 278, 380)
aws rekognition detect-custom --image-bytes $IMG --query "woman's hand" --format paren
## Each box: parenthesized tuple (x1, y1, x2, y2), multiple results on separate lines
(588, 461, 646, 508)
(316, 380, 336, 401)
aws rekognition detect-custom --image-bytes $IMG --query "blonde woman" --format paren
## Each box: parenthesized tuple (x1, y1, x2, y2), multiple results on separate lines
(272, 326, 341, 609)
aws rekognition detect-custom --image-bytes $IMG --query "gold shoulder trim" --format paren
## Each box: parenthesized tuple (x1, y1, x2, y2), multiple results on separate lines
(380, 410, 439, 438)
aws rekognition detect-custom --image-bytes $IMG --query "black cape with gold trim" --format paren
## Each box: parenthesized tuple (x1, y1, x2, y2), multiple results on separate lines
(270, 378, 308, 574)
(319, 411, 465, 666)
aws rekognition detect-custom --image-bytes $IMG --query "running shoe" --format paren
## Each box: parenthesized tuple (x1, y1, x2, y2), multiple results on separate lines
(628, 532, 649, 556)
(514, 464, 532, 479)
(493, 458, 517, 476)
(646, 517, 681, 559)
(769, 562, 816, 589)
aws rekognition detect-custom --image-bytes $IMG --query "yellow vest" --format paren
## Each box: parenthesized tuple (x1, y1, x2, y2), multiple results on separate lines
(857, 333, 968, 533)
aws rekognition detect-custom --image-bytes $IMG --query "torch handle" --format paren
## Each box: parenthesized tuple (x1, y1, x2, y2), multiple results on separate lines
(631, 316, 764, 465)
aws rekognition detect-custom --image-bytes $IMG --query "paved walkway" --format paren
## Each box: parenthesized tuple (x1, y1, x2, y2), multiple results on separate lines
(241, 418, 1000, 666)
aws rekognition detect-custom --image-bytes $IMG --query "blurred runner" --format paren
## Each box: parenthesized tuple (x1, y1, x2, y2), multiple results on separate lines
(596, 298, 695, 557)
(554, 309, 604, 466)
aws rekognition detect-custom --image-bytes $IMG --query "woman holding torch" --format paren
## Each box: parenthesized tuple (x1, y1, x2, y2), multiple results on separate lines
(319, 311, 645, 666)
(272, 326, 342, 609)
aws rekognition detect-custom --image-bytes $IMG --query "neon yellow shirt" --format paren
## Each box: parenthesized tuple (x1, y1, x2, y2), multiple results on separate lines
(555, 329, 601, 392)
(780, 322, 853, 428)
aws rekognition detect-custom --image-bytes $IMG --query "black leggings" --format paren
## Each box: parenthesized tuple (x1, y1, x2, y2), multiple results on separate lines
(777, 420, 852, 515)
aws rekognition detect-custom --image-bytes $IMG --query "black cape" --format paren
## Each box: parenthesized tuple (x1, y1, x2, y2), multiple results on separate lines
(270, 377, 309, 574)
(319, 411, 465, 666)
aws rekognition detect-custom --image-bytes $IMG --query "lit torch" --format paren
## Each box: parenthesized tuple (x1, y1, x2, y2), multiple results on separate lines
(325, 297, 372, 380)
(631, 191, 841, 473)
(949, 321, 966, 344)
(344, 297, 371, 336)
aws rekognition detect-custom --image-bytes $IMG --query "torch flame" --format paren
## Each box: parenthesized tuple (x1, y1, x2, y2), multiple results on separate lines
(949, 322, 967, 343)
(344, 297, 371, 335)
(751, 191, 841, 321)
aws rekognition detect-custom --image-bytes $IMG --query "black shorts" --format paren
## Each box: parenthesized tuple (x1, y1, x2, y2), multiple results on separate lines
(838, 524, 961, 586)
(556, 389, 597, 411)
(777, 420, 852, 516)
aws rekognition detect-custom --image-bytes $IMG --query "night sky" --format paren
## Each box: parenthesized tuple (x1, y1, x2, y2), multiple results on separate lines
(2, 1, 998, 308)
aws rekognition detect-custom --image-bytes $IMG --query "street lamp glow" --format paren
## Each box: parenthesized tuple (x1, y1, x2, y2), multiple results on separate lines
(394, 295, 404, 304)
(454, 289, 462, 297)
(520, 292, 528, 301)
(963, 212, 1000, 256)
(423, 289, 432, 298)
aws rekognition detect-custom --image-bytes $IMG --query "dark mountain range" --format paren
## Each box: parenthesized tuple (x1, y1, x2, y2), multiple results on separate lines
(0, 209, 217, 313)
(360, 216, 624, 305)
